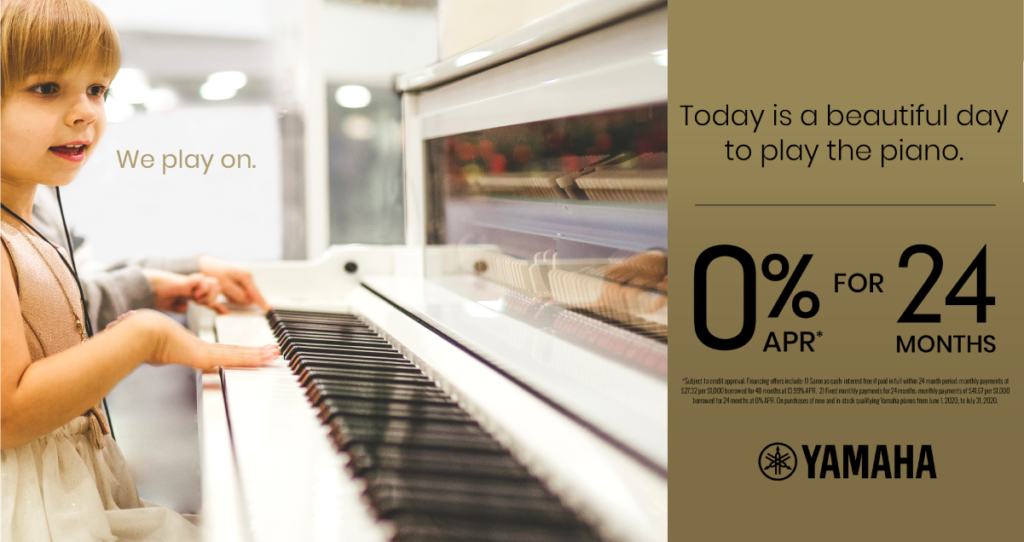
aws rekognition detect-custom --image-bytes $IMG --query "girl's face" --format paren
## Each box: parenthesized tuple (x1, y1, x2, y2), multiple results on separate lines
(0, 61, 111, 189)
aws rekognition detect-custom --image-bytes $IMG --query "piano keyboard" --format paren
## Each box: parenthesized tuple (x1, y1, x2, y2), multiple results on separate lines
(267, 308, 602, 542)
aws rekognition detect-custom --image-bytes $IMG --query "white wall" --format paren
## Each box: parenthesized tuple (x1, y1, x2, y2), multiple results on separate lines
(437, 0, 578, 59)
(93, 0, 274, 39)
(321, 2, 438, 86)
(63, 105, 282, 263)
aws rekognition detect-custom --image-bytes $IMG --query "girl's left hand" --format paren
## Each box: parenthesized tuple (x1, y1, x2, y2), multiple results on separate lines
(143, 269, 229, 314)
(198, 256, 271, 311)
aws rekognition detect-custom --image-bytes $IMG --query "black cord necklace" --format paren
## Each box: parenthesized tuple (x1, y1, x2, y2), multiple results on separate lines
(1, 188, 115, 438)
(1, 196, 93, 338)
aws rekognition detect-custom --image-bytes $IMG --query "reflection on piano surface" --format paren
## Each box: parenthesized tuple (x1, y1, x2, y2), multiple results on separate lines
(458, 246, 668, 374)
(432, 105, 669, 365)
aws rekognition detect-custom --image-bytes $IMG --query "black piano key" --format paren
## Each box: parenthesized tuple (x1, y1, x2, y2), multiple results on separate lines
(284, 342, 395, 355)
(346, 444, 530, 479)
(288, 348, 414, 362)
(284, 344, 404, 359)
(310, 384, 454, 406)
(329, 418, 501, 452)
(271, 317, 369, 329)
(294, 359, 424, 375)
(292, 356, 415, 374)
(269, 309, 365, 321)
(369, 485, 580, 524)
(287, 347, 397, 360)
(298, 367, 434, 388)
(290, 353, 415, 368)
(336, 415, 491, 438)
(299, 364, 429, 378)
(287, 345, 407, 359)
(289, 354, 413, 371)
(307, 381, 448, 400)
(318, 398, 473, 424)
(280, 334, 391, 346)
(273, 316, 370, 326)
(363, 471, 555, 501)
(279, 330, 391, 344)
(274, 324, 378, 337)
(298, 364, 429, 381)
(272, 315, 371, 324)
(271, 319, 375, 332)
(271, 309, 364, 319)
(280, 327, 388, 338)
(281, 334, 386, 344)
(389, 514, 600, 542)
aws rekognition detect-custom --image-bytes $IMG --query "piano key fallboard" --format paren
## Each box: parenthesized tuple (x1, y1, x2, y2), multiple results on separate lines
(267, 308, 602, 542)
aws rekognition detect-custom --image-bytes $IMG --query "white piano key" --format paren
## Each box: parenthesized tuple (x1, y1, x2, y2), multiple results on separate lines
(200, 370, 251, 542)
(215, 314, 389, 542)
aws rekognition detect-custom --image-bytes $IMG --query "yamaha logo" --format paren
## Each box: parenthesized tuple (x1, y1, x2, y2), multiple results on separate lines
(759, 442, 797, 481)
(760, 443, 937, 479)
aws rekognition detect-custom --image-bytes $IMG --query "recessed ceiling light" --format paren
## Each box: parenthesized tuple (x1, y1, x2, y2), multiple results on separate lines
(111, 68, 150, 104)
(200, 82, 237, 101)
(335, 85, 372, 108)
(207, 71, 248, 90)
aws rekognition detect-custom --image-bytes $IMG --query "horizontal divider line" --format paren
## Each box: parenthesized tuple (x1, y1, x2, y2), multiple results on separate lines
(692, 201, 995, 203)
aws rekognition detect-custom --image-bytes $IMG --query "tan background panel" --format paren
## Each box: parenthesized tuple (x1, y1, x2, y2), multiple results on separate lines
(674, 1, 1022, 540)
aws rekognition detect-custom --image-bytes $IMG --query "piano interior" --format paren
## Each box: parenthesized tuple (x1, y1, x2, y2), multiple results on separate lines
(198, 4, 668, 542)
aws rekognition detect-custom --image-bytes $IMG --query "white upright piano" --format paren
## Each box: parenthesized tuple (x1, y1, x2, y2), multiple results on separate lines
(195, 2, 668, 541)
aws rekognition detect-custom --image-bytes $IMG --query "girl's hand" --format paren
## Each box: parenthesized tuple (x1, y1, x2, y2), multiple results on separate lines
(124, 310, 279, 370)
(187, 272, 229, 314)
(143, 269, 229, 314)
(197, 256, 271, 311)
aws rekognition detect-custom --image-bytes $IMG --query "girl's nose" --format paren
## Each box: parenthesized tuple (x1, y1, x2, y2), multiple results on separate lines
(65, 94, 99, 126)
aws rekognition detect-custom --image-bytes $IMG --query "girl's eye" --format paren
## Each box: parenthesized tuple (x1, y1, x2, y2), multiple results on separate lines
(30, 82, 60, 95)
(89, 85, 108, 99)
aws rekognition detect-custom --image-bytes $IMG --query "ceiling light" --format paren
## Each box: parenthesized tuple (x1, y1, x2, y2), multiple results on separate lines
(111, 68, 151, 104)
(144, 88, 179, 112)
(199, 71, 248, 101)
(200, 82, 238, 101)
(335, 85, 372, 109)
(105, 97, 135, 123)
(207, 71, 248, 90)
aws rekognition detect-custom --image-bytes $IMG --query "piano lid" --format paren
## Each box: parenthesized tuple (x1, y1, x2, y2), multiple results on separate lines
(396, 0, 666, 92)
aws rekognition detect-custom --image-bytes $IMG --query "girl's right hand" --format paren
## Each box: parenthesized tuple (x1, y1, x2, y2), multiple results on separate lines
(125, 310, 279, 370)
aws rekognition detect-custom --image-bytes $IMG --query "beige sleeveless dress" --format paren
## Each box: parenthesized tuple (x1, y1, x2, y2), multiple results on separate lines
(1, 215, 199, 541)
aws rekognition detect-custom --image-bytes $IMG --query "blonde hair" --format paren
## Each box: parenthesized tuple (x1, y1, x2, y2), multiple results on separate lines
(1, 0, 121, 101)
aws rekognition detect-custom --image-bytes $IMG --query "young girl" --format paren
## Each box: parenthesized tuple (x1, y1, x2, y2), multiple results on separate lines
(0, 1, 279, 540)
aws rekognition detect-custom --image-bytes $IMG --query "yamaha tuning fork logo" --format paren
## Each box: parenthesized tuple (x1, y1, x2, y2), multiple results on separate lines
(759, 442, 797, 481)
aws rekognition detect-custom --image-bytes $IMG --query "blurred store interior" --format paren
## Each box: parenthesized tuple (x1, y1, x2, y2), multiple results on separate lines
(67, 0, 667, 522)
